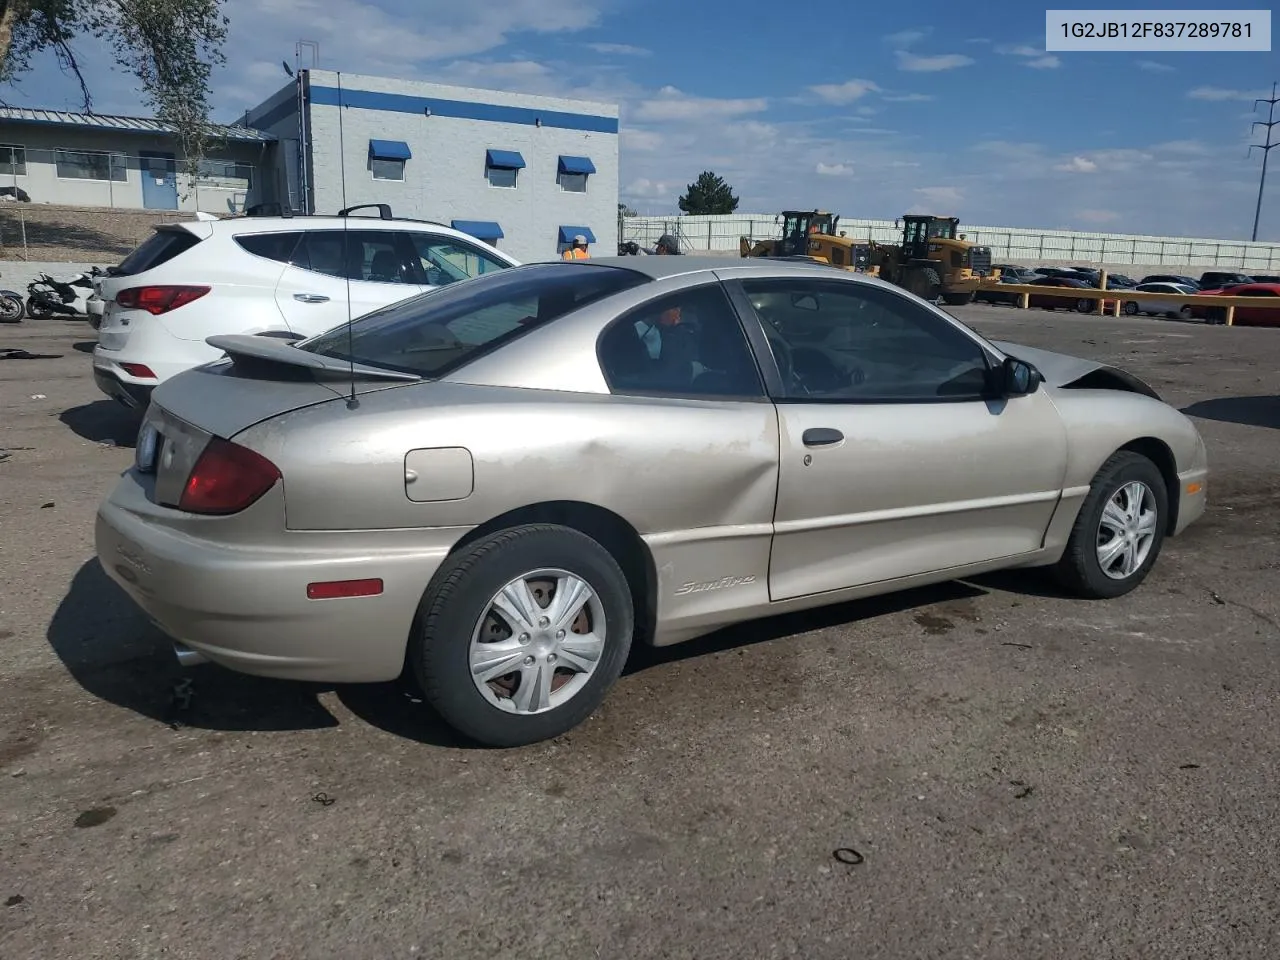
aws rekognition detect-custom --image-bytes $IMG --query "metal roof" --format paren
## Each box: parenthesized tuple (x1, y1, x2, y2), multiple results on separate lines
(0, 107, 275, 143)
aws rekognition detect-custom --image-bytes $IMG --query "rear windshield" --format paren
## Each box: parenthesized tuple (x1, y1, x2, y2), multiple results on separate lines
(115, 227, 203, 276)
(298, 262, 649, 378)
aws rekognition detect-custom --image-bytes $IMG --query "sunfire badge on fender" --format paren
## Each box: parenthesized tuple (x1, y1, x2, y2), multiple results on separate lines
(674, 575, 757, 596)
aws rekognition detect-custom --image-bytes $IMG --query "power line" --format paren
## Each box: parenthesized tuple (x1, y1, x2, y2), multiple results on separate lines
(1249, 81, 1279, 242)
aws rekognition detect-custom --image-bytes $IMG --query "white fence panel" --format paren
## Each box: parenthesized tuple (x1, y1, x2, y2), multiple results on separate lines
(620, 214, 1280, 271)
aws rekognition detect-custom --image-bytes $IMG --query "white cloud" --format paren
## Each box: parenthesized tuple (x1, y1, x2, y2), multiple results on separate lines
(915, 186, 964, 205)
(884, 29, 927, 46)
(632, 86, 768, 122)
(998, 43, 1061, 69)
(1055, 156, 1098, 173)
(1137, 59, 1174, 72)
(621, 128, 665, 152)
(816, 162, 853, 176)
(882, 93, 933, 102)
(624, 177, 673, 200)
(1187, 86, 1263, 101)
(855, 105, 878, 116)
(808, 78, 880, 104)
(895, 50, 974, 72)
(585, 42, 651, 56)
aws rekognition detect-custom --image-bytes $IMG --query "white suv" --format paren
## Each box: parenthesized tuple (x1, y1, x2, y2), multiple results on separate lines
(92, 205, 520, 408)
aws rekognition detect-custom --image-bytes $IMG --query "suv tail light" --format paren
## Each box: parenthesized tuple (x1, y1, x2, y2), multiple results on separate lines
(179, 438, 280, 515)
(116, 285, 210, 315)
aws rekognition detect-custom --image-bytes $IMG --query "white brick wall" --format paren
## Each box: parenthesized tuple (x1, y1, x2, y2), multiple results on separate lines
(299, 71, 619, 264)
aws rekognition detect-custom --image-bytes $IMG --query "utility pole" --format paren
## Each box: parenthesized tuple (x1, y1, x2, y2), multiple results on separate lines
(1249, 81, 1279, 242)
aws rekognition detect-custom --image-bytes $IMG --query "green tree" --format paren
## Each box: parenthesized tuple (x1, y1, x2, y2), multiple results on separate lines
(0, 1, 229, 182)
(678, 171, 739, 216)
(618, 201, 638, 217)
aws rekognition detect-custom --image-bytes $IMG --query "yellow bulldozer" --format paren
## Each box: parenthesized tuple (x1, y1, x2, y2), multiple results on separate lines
(740, 210, 998, 305)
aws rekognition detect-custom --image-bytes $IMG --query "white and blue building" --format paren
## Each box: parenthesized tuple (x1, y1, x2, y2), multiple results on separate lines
(241, 69, 620, 263)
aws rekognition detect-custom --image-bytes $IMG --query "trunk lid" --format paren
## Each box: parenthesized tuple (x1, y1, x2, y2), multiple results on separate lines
(141, 334, 422, 506)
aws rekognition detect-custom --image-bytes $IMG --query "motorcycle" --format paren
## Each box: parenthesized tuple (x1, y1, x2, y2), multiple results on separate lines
(26, 268, 100, 320)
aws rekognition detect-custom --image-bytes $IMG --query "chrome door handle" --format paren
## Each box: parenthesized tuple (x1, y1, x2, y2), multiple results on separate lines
(293, 293, 330, 303)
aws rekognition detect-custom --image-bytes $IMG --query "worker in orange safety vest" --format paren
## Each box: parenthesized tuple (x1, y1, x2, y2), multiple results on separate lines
(562, 234, 590, 259)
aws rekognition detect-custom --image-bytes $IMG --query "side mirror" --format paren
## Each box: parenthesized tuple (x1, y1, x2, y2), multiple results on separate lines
(999, 356, 1041, 397)
(790, 293, 819, 311)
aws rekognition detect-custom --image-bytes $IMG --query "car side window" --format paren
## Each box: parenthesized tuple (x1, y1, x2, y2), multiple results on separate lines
(597, 283, 764, 399)
(408, 234, 508, 287)
(292, 230, 415, 284)
(739, 278, 992, 402)
(235, 231, 304, 263)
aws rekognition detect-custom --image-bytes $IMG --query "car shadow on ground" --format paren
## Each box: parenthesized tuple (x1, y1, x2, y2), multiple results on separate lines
(1182, 396, 1280, 430)
(71, 341, 96, 354)
(49, 558, 1066, 749)
(60, 400, 141, 446)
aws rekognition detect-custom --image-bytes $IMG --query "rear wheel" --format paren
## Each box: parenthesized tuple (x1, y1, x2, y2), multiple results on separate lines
(1075, 298, 1092, 313)
(25, 298, 52, 320)
(1123, 301, 1138, 315)
(1053, 452, 1168, 599)
(410, 524, 634, 747)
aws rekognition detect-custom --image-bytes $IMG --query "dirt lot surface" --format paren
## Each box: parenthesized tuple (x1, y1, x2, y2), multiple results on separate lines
(2, 305, 1278, 960)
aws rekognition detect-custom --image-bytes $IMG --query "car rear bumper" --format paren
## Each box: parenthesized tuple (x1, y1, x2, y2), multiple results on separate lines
(93, 365, 153, 410)
(95, 472, 465, 683)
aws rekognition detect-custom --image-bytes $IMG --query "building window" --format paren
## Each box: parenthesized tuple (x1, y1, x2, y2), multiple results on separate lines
(557, 155, 595, 194)
(485, 149, 525, 189)
(368, 139, 412, 182)
(0, 145, 26, 177)
(196, 159, 252, 188)
(371, 158, 405, 181)
(55, 149, 127, 182)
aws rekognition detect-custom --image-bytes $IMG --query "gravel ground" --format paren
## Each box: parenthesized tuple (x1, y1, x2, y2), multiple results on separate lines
(1, 304, 1278, 960)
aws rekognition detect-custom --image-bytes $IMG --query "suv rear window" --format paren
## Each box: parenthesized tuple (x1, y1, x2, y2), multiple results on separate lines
(299, 262, 649, 378)
(115, 227, 202, 276)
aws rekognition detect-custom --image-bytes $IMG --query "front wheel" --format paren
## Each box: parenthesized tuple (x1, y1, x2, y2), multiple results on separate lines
(25, 297, 52, 320)
(1075, 298, 1092, 313)
(410, 524, 634, 747)
(0, 294, 23, 323)
(1052, 451, 1168, 599)
(1123, 301, 1138, 315)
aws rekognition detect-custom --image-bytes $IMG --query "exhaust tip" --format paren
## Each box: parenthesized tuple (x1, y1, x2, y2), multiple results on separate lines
(173, 642, 208, 668)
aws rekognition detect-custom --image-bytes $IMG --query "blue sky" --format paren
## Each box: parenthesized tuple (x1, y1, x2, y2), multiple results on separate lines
(6, 0, 1278, 240)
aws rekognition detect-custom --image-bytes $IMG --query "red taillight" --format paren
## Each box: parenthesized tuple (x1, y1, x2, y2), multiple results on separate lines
(179, 438, 280, 515)
(306, 579, 384, 600)
(119, 362, 156, 379)
(116, 285, 210, 315)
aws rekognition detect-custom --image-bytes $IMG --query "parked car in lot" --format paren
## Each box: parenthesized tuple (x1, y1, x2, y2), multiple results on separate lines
(993, 264, 1038, 283)
(1198, 271, 1253, 290)
(974, 274, 1028, 305)
(1188, 282, 1280, 326)
(95, 256, 1209, 746)
(1140, 274, 1200, 289)
(92, 205, 519, 409)
(1122, 282, 1198, 319)
(1027, 276, 1119, 312)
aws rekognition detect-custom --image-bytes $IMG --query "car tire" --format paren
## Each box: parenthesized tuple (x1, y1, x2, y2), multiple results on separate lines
(1052, 451, 1168, 600)
(1123, 301, 1138, 315)
(1075, 298, 1092, 313)
(410, 523, 634, 747)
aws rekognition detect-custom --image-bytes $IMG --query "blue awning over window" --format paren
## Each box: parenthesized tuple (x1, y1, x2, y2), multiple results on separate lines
(485, 149, 526, 169)
(368, 139, 411, 160)
(558, 225, 597, 244)
(451, 220, 504, 241)
(557, 155, 596, 175)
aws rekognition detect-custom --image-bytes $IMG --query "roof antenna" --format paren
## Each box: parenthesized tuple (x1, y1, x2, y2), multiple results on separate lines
(335, 70, 358, 410)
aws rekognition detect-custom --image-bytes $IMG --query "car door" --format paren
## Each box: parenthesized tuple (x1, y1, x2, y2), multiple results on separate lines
(1235, 287, 1280, 324)
(725, 274, 1070, 602)
(274, 229, 426, 336)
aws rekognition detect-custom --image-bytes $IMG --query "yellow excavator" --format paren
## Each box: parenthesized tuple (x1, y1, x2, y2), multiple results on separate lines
(740, 210, 998, 305)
